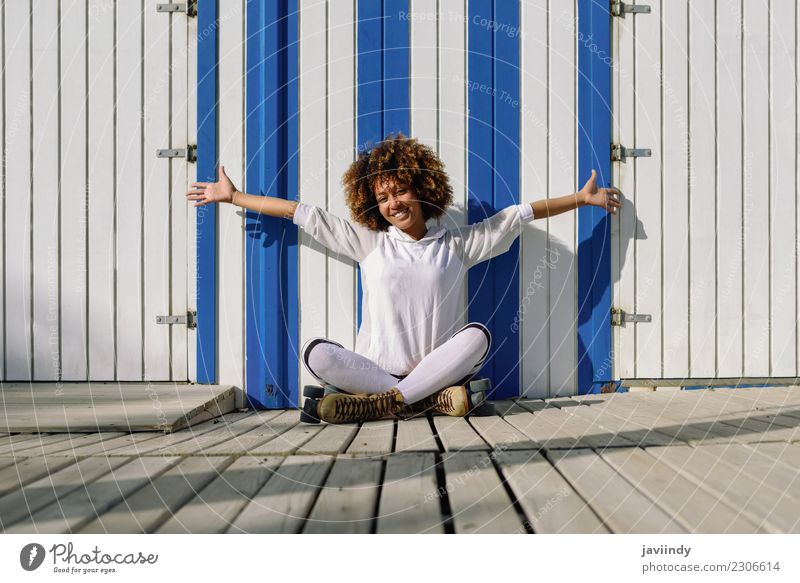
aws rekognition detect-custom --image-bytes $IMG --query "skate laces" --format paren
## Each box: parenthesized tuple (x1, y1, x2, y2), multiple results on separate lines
(412, 387, 457, 414)
(334, 390, 400, 421)
(437, 389, 455, 412)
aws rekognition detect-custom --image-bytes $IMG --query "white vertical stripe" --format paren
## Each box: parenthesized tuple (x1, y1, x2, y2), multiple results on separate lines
(520, 0, 551, 398)
(32, 1, 60, 380)
(661, 0, 689, 378)
(60, 0, 89, 380)
(769, 0, 797, 376)
(117, 0, 144, 380)
(410, 0, 438, 148)
(143, 2, 171, 380)
(187, 1, 198, 384)
(547, 0, 577, 395)
(87, 0, 116, 379)
(218, 0, 245, 400)
(4, 0, 33, 380)
(438, 0, 467, 331)
(633, 0, 663, 377)
(170, 3, 189, 381)
(0, 0, 5, 379)
(743, 0, 770, 376)
(614, 0, 636, 379)
(327, 0, 357, 350)
(688, 0, 717, 377)
(716, 0, 744, 377)
(298, 0, 328, 393)
(5, 0, 35, 380)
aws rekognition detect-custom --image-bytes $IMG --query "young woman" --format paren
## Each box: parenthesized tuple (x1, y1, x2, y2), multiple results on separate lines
(186, 132, 621, 424)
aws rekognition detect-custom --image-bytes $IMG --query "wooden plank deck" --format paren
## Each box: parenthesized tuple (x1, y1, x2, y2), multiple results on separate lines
(1, 387, 799, 533)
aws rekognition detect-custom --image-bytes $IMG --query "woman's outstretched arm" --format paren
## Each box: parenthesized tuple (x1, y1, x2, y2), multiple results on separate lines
(186, 165, 298, 219)
(530, 169, 621, 219)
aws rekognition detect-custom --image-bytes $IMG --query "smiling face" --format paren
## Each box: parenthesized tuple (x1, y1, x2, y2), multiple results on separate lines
(374, 176, 427, 237)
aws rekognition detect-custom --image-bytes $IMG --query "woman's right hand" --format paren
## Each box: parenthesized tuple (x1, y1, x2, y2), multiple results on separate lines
(186, 164, 237, 206)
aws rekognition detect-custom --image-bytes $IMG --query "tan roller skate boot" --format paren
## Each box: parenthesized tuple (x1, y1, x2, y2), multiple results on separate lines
(303, 387, 406, 424)
(403, 386, 472, 418)
(401, 378, 493, 418)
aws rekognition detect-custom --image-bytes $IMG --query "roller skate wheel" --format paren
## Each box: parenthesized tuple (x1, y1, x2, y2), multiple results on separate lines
(303, 385, 325, 399)
(468, 401, 496, 417)
(466, 378, 491, 393)
(469, 390, 487, 408)
(300, 398, 321, 424)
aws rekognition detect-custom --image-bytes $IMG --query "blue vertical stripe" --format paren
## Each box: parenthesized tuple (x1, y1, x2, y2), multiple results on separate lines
(196, 0, 218, 383)
(356, 0, 409, 329)
(577, 0, 613, 393)
(468, 0, 521, 399)
(244, 0, 299, 408)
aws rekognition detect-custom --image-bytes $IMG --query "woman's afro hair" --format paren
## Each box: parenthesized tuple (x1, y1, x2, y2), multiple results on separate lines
(341, 131, 454, 231)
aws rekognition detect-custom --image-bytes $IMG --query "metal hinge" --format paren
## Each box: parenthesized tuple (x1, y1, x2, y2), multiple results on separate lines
(611, 308, 651, 326)
(611, 1, 651, 17)
(156, 311, 197, 329)
(156, 1, 197, 16)
(156, 145, 197, 163)
(611, 143, 651, 162)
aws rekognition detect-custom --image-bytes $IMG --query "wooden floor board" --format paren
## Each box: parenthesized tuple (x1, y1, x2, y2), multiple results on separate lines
(547, 448, 686, 533)
(346, 420, 395, 455)
(0, 433, 80, 456)
(395, 416, 439, 452)
(0, 455, 80, 498)
(156, 456, 284, 534)
(511, 402, 636, 448)
(599, 447, 766, 533)
(79, 456, 235, 533)
(433, 416, 487, 451)
(227, 455, 334, 534)
(246, 423, 324, 455)
(442, 451, 524, 533)
(468, 415, 538, 450)
(552, 400, 676, 447)
(495, 449, 609, 533)
(164, 410, 292, 456)
(5, 456, 181, 533)
(376, 452, 445, 533)
(108, 411, 258, 456)
(303, 456, 383, 534)
(0, 456, 132, 531)
(298, 423, 359, 455)
(646, 445, 800, 533)
(745, 442, 800, 468)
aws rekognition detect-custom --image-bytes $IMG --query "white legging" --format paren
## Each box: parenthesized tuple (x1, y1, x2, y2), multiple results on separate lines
(301, 322, 492, 404)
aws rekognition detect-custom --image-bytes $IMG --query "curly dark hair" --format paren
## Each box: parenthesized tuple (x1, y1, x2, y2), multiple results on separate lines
(341, 131, 454, 231)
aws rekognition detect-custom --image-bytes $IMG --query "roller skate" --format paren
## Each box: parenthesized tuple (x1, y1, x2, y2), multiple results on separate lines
(402, 377, 496, 418)
(300, 385, 405, 424)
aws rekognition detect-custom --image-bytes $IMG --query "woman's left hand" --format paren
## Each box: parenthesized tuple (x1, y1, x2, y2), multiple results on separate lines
(580, 169, 622, 214)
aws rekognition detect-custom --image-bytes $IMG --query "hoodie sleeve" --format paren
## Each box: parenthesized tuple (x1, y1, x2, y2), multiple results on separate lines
(293, 202, 381, 263)
(453, 203, 535, 269)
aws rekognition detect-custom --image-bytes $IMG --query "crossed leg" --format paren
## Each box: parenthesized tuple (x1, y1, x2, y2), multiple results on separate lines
(301, 322, 492, 405)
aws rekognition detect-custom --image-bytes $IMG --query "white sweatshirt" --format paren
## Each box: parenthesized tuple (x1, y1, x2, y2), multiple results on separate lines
(293, 202, 535, 375)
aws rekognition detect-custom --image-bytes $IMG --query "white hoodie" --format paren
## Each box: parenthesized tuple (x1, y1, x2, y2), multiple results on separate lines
(293, 202, 535, 375)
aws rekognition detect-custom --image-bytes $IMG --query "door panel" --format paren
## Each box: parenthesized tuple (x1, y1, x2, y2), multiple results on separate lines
(1, 2, 191, 382)
(611, 0, 798, 380)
